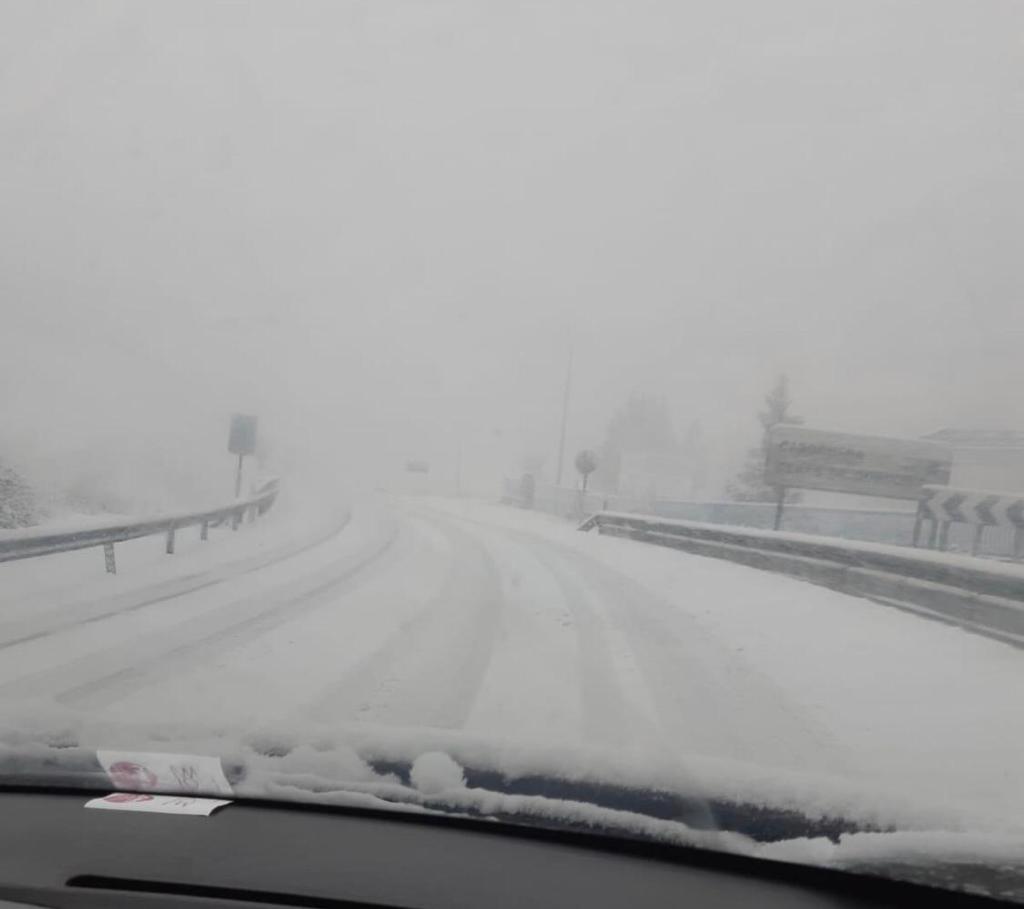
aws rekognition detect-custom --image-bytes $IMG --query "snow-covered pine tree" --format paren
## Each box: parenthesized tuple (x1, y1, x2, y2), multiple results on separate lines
(0, 461, 36, 528)
(728, 374, 803, 503)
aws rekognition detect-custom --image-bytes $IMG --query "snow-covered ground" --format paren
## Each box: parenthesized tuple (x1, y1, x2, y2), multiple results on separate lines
(0, 493, 1021, 838)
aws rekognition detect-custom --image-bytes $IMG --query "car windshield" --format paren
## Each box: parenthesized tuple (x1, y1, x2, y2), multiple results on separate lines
(1, 0, 1022, 902)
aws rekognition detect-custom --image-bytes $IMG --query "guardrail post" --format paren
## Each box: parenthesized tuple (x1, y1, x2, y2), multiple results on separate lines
(166, 525, 176, 555)
(103, 543, 116, 574)
(938, 521, 951, 551)
(200, 520, 209, 541)
(927, 518, 939, 549)
(232, 509, 241, 531)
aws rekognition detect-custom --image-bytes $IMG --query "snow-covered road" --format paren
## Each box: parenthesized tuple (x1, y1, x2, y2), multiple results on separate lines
(1, 495, 1022, 831)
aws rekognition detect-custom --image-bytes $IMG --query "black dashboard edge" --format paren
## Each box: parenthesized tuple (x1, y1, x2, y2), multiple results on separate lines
(0, 789, 1006, 908)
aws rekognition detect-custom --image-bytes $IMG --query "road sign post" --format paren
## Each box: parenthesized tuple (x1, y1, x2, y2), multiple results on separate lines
(773, 485, 786, 531)
(574, 449, 599, 520)
(228, 414, 258, 500)
(972, 524, 985, 557)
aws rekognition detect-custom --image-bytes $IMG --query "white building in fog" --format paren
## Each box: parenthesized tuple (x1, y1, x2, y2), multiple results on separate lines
(617, 451, 704, 502)
(921, 429, 1024, 494)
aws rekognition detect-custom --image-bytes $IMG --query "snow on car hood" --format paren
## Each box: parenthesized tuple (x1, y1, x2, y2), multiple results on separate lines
(1, 709, 1021, 846)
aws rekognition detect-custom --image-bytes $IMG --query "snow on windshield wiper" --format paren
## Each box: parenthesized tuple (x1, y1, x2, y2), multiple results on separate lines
(4, 723, 1016, 861)
(243, 750, 753, 856)
(0, 737, 743, 853)
(0, 734, 877, 856)
(6, 737, 1024, 906)
(6, 731, 1024, 904)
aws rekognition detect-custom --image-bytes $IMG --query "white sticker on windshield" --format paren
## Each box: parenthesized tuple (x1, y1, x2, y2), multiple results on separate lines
(97, 750, 233, 796)
(86, 793, 231, 816)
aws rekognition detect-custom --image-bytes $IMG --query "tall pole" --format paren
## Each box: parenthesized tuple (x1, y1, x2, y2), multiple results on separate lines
(555, 342, 573, 487)
(234, 453, 244, 499)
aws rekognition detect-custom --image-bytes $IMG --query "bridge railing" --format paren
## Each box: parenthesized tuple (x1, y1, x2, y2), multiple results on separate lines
(0, 478, 280, 574)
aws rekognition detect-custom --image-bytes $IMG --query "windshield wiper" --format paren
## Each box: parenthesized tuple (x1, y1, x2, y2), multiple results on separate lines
(0, 737, 888, 847)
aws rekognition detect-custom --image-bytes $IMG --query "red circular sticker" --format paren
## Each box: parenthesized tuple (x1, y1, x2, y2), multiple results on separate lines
(107, 761, 158, 791)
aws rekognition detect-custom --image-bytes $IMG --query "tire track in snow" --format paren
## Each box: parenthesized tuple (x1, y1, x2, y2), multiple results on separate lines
(438, 528, 584, 742)
(538, 541, 849, 770)
(0, 513, 401, 710)
(523, 543, 667, 751)
(306, 511, 503, 730)
(417, 505, 846, 770)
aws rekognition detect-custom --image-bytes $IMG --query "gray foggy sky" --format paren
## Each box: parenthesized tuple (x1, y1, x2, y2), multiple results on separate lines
(1, 0, 1020, 500)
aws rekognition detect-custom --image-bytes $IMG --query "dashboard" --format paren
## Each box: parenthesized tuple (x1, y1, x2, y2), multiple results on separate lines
(0, 791, 993, 908)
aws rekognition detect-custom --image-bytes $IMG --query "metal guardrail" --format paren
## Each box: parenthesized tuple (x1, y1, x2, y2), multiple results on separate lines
(579, 511, 1024, 647)
(0, 478, 280, 574)
(508, 478, 1024, 559)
